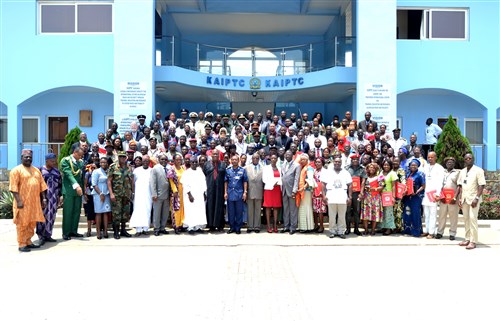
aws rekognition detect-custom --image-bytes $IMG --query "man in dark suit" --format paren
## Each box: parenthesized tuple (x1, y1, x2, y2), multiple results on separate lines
(405, 134, 422, 157)
(280, 150, 301, 234)
(296, 131, 310, 154)
(276, 126, 292, 150)
(264, 135, 279, 155)
(357, 111, 378, 132)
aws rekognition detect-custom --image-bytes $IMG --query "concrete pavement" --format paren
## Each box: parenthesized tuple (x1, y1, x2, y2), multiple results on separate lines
(1, 219, 499, 321)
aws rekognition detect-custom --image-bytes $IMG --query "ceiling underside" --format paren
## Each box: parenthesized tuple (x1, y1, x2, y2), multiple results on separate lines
(157, 0, 350, 36)
(155, 82, 355, 103)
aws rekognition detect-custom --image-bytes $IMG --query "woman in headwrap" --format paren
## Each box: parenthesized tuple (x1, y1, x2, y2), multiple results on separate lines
(296, 154, 315, 232)
(402, 159, 426, 237)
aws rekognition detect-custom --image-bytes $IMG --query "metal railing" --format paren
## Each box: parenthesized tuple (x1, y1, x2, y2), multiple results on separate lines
(155, 36, 355, 76)
(21, 142, 64, 168)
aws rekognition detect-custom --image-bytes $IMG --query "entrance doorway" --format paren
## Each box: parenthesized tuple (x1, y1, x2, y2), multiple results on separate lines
(48, 116, 68, 157)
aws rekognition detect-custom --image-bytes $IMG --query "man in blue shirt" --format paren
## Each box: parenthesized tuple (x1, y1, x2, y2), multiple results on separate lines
(224, 155, 248, 234)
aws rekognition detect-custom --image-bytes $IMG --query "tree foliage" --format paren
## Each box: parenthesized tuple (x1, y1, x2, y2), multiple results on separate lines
(434, 115, 472, 169)
(58, 126, 82, 163)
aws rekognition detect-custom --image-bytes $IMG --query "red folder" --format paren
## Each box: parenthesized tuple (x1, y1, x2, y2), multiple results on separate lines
(382, 192, 394, 206)
(314, 181, 323, 197)
(406, 178, 414, 195)
(352, 176, 361, 192)
(395, 182, 405, 199)
(370, 180, 379, 196)
(440, 188, 455, 204)
(426, 190, 437, 202)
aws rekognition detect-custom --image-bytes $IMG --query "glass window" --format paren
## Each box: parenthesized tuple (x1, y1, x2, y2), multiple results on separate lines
(41, 5, 75, 33)
(22, 118, 39, 143)
(465, 120, 483, 145)
(431, 11, 466, 39)
(497, 121, 500, 144)
(77, 4, 112, 32)
(0, 118, 7, 143)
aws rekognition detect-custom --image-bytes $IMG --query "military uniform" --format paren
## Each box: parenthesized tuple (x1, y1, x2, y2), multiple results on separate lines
(60, 155, 84, 238)
(108, 162, 133, 225)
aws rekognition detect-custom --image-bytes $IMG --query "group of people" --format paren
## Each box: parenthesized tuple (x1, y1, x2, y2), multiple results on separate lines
(9, 109, 486, 252)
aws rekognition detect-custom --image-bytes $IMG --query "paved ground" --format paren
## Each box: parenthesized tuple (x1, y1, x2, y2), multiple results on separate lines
(1, 219, 499, 321)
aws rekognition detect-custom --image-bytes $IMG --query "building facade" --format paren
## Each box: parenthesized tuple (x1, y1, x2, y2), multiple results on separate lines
(1, 0, 499, 170)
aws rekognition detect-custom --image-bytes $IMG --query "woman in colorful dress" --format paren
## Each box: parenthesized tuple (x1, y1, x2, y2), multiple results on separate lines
(360, 163, 383, 235)
(392, 157, 406, 233)
(262, 154, 282, 233)
(172, 154, 185, 234)
(83, 153, 100, 237)
(402, 159, 426, 237)
(296, 154, 315, 232)
(379, 159, 398, 235)
(312, 157, 327, 233)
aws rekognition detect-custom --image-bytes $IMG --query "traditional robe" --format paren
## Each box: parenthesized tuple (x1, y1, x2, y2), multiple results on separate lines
(203, 161, 226, 229)
(181, 168, 207, 230)
(130, 167, 152, 231)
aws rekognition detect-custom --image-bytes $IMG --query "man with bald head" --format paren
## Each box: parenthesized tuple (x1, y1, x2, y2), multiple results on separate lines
(421, 151, 445, 239)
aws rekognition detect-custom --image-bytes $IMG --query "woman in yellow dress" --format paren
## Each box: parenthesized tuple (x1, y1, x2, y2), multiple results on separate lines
(170, 154, 185, 234)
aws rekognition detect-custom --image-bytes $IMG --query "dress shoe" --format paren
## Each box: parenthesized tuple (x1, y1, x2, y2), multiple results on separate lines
(339, 234, 346, 239)
(174, 228, 181, 235)
(329, 233, 335, 238)
(227, 229, 235, 234)
(289, 230, 296, 235)
(62, 235, 71, 240)
(70, 232, 84, 238)
(196, 229, 205, 234)
(85, 231, 91, 237)
(142, 231, 149, 236)
(280, 229, 290, 234)
(449, 235, 455, 241)
(38, 239, 46, 246)
(27, 243, 40, 249)
(435, 234, 443, 239)
(103, 233, 109, 239)
(188, 230, 196, 235)
(247, 229, 253, 233)
(120, 230, 132, 237)
(459, 240, 470, 246)
(466, 242, 476, 250)
(160, 230, 169, 235)
(113, 231, 120, 239)
(154, 231, 160, 236)
(18, 246, 31, 252)
(134, 232, 142, 237)
(345, 230, 351, 235)
(317, 227, 324, 233)
(97, 235, 102, 240)
(235, 230, 241, 235)
(354, 229, 362, 236)
(254, 229, 260, 233)
(45, 237, 57, 242)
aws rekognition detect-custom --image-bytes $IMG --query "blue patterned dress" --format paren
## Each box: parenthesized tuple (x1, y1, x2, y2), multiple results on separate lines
(36, 166, 62, 239)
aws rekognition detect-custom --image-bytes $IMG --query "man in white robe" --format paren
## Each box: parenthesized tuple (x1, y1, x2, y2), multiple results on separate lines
(130, 156, 153, 236)
(181, 156, 207, 234)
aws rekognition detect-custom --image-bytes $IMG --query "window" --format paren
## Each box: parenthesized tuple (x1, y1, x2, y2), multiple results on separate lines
(437, 117, 457, 129)
(22, 117, 39, 143)
(105, 116, 114, 132)
(39, 2, 112, 34)
(497, 121, 500, 145)
(397, 8, 468, 40)
(0, 117, 7, 143)
(465, 119, 483, 145)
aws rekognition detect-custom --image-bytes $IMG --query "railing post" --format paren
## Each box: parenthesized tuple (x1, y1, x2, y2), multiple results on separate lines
(251, 48, 256, 77)
(334, 36, 338, 67)
(280, 48, 285, 75)
(196, 43, 200, 71)
(223, 48, 228, 75)
(309, 43, 313, 72)
(171, 35, 175, 66)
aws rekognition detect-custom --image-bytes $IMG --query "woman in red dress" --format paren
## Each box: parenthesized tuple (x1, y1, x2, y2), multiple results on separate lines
(262, 154, 282, 233)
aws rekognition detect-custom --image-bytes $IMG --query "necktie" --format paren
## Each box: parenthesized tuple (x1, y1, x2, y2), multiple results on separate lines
(316, 148, 320, 158)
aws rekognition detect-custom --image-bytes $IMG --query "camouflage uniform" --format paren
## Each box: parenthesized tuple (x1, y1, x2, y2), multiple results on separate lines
(108, 162, 133, 224)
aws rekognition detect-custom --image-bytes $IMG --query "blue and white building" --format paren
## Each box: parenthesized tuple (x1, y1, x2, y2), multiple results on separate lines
(1, 0, 499, 170)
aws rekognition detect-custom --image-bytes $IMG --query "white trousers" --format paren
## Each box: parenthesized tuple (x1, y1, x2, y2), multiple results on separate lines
(462, 203, 479, 243)
(423, 205, 437, 235)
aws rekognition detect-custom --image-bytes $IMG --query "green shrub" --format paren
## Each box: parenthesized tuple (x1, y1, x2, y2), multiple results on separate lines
(0, 190, 14, 219)
(434, 115, 472, 169)
(58, 126, 82, 163)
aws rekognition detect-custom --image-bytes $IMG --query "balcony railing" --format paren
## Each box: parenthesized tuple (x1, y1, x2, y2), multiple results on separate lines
(155, 36, 355, 76)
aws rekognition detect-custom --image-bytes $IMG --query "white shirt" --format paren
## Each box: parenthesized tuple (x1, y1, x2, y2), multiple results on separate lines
(307, 135, 327, 149)
(424, 123, 443, 144)
(321, 168, 352, 204)
(421, 163, 445, 207)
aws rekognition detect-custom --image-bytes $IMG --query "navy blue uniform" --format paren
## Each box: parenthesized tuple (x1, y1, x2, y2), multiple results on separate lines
(225, 166, 248, 232)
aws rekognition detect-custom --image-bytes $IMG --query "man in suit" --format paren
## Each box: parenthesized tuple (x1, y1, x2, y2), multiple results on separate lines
(60, 147, 85, 240)
(150, 154, 171, 236)
(296, 131, 310, 154)
(405, 134, 421, 157)
(357, 111, 378, 132)
(280, 150, 301, 234)
(245, 153, 264, 233)
(130, 121, 144, 143)
(276, 126, 292, 150)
